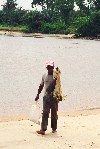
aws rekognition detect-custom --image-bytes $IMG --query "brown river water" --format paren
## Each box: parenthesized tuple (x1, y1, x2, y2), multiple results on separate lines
(0, 35, 100, 116)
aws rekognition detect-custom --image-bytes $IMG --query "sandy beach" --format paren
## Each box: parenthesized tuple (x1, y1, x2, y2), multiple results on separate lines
(0, 109, 100, 149)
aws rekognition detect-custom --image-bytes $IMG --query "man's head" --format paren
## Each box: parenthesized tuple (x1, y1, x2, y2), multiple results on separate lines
(46, 60, 54, 75)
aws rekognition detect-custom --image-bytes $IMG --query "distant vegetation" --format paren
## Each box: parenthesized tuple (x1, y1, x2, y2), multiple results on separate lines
(0, 0, 100, 36)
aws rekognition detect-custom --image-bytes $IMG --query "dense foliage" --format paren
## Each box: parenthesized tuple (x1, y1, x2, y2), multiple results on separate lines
(0, 0, 100, 36)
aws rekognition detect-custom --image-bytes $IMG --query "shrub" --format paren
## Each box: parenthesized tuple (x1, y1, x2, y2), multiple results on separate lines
(40, 21, 67, 34)
(67, 11, 100, 36)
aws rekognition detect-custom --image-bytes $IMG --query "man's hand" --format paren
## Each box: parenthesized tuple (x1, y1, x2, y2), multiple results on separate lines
(35, 84, 44, 101)
(35, 94, 39, 101)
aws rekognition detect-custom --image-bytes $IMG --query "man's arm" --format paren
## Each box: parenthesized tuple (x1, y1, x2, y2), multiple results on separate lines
(35, 83, 44, 101)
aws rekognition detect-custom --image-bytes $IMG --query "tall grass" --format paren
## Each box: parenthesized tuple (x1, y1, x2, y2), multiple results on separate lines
(0, 24, 29, 32)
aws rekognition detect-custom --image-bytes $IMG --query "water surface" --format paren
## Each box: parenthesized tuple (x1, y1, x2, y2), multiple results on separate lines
(0, 35, 100, 116)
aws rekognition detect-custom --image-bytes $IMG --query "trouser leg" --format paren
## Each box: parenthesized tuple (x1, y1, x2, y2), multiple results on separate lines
(41, 113, 49, 131)
(51, 98, 58, 130)
(41, 96, 50, 131)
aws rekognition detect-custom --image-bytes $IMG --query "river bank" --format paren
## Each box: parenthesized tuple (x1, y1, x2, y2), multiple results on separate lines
(0, 108, 100, 149)
(0, 30, 77, 38)
(0, 30, 99, 40)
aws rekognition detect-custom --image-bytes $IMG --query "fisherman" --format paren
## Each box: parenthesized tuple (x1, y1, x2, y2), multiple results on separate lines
(35, 60, 58, 135)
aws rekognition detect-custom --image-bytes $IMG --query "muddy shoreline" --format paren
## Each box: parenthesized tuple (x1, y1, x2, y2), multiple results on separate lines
(0, 30, 99, 40)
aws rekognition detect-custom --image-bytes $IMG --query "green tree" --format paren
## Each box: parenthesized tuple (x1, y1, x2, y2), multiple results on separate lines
(32, 0, 75, 23)
(88, 0, 100, 11)
(75, 0, 86, 10)
(54, 0, 75, 23)
(94, 0, 100, 10)
(1, 0, 18, 25)
(31, 0, 54, 10)
(23, 10, 44, 32)
(75, 0, 90, 15)
(2, 0, 18, 11)
(67, 10, 100, 36)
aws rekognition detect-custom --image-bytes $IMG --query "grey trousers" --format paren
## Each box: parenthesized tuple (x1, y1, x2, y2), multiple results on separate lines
(41, 94, 58, 131)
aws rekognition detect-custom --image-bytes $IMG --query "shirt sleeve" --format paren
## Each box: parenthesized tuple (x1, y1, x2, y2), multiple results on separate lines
(40, 74, 45, 85)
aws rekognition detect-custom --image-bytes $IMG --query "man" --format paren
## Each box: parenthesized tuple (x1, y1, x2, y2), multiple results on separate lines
(35, 60, 58, 135)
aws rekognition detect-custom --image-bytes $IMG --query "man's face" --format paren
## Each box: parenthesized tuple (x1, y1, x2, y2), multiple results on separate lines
(46, 65, 54, 74)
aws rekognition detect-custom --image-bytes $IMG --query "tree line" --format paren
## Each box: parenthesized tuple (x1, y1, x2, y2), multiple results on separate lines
(0, 0, 100, 36)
